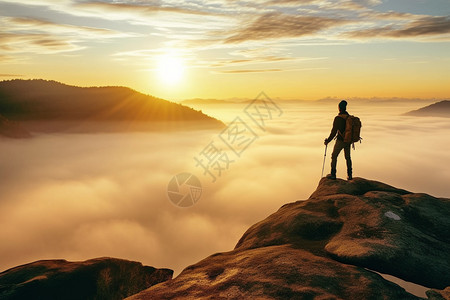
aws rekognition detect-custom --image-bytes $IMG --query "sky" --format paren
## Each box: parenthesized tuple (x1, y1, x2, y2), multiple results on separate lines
(0, 0, 449, 100)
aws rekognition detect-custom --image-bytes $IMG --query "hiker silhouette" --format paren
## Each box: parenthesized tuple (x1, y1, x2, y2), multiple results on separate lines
(324, 100, 352, 180)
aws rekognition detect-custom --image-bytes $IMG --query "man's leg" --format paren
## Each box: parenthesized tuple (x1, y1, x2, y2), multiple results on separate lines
(344, 143, 352, 179)
(330, 140, 344, 178)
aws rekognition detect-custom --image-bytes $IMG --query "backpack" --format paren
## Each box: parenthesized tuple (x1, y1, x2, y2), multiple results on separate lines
(340, 115, 362, 148)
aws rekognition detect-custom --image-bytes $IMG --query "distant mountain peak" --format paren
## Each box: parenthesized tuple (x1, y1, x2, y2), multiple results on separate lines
(405, 100, 450, 118)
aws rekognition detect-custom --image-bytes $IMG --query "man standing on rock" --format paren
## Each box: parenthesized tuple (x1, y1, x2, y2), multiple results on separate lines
(324, 100, 352, 180)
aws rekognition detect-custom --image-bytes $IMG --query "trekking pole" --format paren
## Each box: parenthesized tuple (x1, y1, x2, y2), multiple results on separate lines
(321, 142, 328, 179)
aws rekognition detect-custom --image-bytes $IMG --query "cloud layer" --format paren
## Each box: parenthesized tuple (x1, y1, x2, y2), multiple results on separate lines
(1, 101, 449, 275)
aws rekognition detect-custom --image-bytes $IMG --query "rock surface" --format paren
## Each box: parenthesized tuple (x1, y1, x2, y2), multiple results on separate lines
(0, 257, 173, 300)
(427, 287, 450, 300)
(129, 177, 450, 299)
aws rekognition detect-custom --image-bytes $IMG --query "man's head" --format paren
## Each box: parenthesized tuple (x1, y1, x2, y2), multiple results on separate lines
(339, 100, 347, 112)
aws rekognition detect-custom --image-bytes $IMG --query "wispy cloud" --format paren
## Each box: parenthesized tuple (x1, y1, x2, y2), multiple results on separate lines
(224, 12, 351, 43)
(345, 16, 450, 40)
(264, 0, 379, 9)
(0, 32, 83, 54)
(0, 0, 71, 6)
(0, 73, 23, 77)
(0, 16, 136, 55)
(352, 0, 382, 7)
(210, 56, 292, 67)
(265, 0, 318, 6)
(210, 55, 327, 69)
(213, 66, 327, 73)
(75, 1, 219, 17)
(0, 54, 19, 63)
(214, 68, 283, 73)
(5, 17, 132, 37)
(364, 10, 418, 21)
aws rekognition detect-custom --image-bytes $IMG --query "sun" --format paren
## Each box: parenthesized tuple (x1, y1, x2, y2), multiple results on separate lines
(156, 53, 185, 85)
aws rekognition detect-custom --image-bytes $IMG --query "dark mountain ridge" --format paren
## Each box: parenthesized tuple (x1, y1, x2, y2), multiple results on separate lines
(0, 79, 224, 134)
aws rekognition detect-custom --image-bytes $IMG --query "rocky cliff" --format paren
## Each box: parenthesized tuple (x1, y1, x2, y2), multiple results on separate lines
(128, 178, 450, 299)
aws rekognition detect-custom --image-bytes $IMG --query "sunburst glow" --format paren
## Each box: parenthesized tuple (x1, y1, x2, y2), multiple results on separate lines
(156, 53, 185, 85)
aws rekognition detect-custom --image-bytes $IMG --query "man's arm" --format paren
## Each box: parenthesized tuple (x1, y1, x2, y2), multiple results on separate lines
(325, 117, 339, 145)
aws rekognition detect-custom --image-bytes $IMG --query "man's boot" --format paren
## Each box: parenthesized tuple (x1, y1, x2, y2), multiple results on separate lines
(326, 173, 336, 180)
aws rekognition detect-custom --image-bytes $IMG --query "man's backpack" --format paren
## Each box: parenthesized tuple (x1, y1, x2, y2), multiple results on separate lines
(340, 115, 362, 148)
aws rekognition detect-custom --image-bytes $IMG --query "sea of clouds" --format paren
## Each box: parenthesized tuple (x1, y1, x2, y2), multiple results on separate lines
(1, 100, 449, 275)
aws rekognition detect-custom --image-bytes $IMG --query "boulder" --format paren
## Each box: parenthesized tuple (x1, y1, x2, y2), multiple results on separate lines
(0, 257, 173, 300)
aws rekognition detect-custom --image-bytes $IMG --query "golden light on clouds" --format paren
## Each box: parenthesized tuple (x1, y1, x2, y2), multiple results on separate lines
(0, 101, 449, 275)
